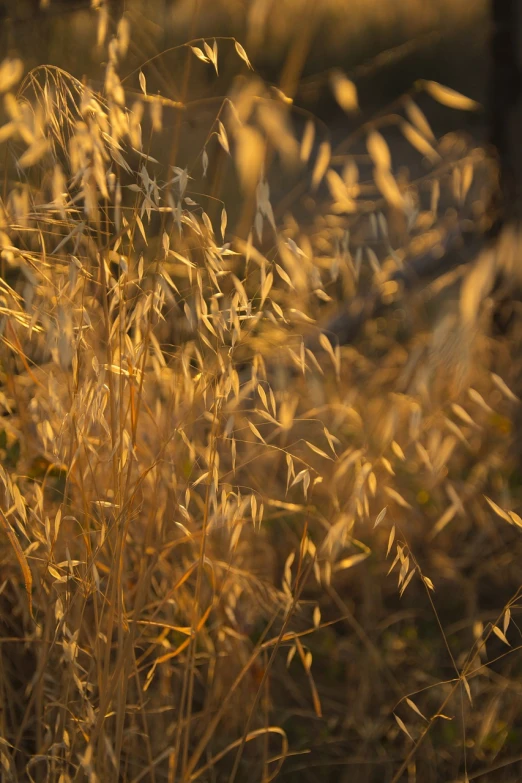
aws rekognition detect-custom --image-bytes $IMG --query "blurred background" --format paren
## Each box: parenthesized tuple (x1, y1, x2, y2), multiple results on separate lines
(1, 0, 491, 237)
(1, 0, 489, 125)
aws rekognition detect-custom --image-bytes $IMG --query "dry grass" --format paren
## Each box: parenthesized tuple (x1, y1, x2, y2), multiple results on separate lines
(0, 6, 522, 783)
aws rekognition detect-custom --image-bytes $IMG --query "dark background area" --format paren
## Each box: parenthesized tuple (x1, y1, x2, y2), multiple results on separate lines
(1, 0, 489, 130)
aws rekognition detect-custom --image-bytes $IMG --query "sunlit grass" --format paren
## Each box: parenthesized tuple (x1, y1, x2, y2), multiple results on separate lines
(0, 6, 521, 782)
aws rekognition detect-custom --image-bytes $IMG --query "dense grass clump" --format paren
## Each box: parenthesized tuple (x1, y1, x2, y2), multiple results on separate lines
(0, 10, 522, 783)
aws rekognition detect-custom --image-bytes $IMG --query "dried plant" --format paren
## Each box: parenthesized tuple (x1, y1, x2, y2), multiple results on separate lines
(0, 6, 521, 783)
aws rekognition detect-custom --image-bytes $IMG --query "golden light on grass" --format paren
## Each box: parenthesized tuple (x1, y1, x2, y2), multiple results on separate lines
(0, 4, 519, 782)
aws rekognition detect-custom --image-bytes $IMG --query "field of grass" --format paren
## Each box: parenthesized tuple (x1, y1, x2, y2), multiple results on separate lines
(1, 4, 522, 782)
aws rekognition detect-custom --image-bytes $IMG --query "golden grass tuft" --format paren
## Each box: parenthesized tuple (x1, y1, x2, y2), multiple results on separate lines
(0, 7, 521, 783)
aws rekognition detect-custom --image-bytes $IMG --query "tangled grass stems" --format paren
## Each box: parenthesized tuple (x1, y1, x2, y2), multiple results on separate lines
(0, 8, 521, 782)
